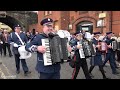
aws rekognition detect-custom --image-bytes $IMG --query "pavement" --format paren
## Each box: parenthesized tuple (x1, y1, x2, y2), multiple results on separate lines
(0, 53, 120, 79)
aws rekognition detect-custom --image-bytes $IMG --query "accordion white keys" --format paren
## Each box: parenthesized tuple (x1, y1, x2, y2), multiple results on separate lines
(42, 39, 52, 66)
(77, 42, 85, 58)
(42, 36, 69, 66)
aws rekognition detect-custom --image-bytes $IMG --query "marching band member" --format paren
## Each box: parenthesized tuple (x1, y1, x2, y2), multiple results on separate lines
(70, 31, 91, 79)
(117, 33, 120, 66)
(89, 32, 109, 79)
(102, 32, 120, 75)
(111, 33, 120, 68)
(0, 37, 3, 56)
(8, 24, 31, 76)
(26, 18, 61, 79)
(111, 33, 117, 40)
(99, 33, 106, 41)
(25, 18, 72, 79)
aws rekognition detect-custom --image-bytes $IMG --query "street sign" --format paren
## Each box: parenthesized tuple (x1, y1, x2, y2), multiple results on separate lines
(97, 19, 104, 27)
(99, 13, 106, 18)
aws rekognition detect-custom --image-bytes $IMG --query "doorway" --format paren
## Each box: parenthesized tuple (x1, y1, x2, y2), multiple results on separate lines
(76, 21, 93, 34)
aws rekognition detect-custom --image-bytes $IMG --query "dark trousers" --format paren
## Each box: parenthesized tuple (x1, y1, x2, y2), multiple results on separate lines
(89, 65, 107, 78)
(14, 54, 29, 73)
(103, 53, 117, 73)
(0, 44, 2, 56)
(113, 51, 118, 67)
(39, 72, 60, 79)
(3, 43, 12, 56)
(117, 50, 120, 62)
(71, 58, 91, 79)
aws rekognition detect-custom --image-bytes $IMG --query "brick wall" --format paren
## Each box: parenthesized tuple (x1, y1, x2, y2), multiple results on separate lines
(28, 11, 120, 36)
(112, 11, 120, 36)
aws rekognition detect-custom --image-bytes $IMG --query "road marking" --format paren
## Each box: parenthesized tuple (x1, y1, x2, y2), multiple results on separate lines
(0, 68, 7, 79)
(2, 63, 12, 76)
(0, 63, 16, 79)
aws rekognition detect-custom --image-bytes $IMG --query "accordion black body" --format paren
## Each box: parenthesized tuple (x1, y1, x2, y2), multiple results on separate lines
(49, 36, 62, 64)
(82, 39, 96, 57)
(49, 36, 69, 64)
(111, 40, 118, 51)
(42, 34, 69, 66)
(118, 42, 120, 51)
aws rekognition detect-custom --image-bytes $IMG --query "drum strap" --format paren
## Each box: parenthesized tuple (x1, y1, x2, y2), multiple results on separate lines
(15, 32, 24, 45)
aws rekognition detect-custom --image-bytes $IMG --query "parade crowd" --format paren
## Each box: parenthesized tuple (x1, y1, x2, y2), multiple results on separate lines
(0, 18, 120, 79)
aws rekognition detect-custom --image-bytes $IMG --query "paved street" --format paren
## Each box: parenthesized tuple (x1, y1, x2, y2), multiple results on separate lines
(0, 53, 120, 79)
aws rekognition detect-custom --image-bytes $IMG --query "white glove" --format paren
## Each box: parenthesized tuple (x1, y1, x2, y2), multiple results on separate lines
(0, 41, 3, 44)
(13, 43, 18, 47)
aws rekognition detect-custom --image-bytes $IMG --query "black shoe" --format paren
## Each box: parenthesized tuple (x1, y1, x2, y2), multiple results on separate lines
(89, 73, 94, 78)
(116, 67, 120, 69)
(103, 77, 110, 79)
(112, 71, 120, 75)
(9, 55, 13, 57)
(99, 69, 106, 73)
(16, 70, 20, 74)
(104, 70, 106, 73)
(24, 71, 31, 76)
(103, 77, 111, 79)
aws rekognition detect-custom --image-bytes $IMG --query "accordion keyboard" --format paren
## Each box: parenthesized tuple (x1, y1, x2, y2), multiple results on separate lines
(42, 39, 52, 66)
(77, 42, 85, 58)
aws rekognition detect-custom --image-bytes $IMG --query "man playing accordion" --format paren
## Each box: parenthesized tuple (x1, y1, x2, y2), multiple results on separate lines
(69, 31, 91, 79)
(25, 18, 72, 79)
(89, 32, 109, 79)
(102, 32, 120, 75)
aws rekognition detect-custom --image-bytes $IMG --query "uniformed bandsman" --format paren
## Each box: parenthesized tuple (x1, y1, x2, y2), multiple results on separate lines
(102, 32, 120, 74)
(8, 24, 31, 76)
(70, 31, 91, 79)
(25, 18, 72, 79)
(89, 32, 109, 79)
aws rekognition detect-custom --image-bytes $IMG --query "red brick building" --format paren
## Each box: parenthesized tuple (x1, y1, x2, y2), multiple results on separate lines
(29, 11, 120, 36)
(29, 11, 70, 33)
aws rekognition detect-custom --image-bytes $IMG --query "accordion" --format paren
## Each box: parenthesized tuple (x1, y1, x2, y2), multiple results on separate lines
(117, 37, 120, 51)
(77, 39, 96, 58)
(83, 39, 96, 57)
(42, 35, 69, 66)
(118, 42, 120, 51)
(111, 40, 118, 51)
(77, 41, 85, 59)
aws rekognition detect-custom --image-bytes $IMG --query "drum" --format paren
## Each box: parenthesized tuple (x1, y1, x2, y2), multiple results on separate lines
(18, 45, 32, 59)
